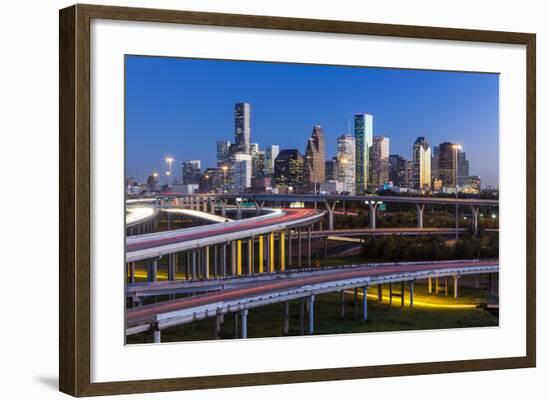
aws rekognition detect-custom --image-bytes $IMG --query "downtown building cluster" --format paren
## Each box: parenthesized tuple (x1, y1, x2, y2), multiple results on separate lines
(135, 102, 483, 196)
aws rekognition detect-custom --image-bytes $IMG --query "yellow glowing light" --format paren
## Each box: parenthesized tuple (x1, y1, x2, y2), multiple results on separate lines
(345, 290, 478, 310)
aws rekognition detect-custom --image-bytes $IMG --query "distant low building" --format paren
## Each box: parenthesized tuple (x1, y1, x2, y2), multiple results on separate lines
(172, 183, 199, 194)
(320, 181, 345, 194)
(461, 175, 481, 194)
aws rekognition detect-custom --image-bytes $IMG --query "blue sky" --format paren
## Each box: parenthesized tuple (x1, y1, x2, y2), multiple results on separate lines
(125, 55, 499, 185)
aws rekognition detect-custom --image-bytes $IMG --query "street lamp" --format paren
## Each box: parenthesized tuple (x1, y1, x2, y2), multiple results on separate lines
(452, 144, 462, 240)
(165, 157, 174, 193)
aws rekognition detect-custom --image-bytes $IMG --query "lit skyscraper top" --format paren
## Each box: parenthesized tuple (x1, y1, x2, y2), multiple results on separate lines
(235, 102, 251, 154)
(354, 113, 373, 193)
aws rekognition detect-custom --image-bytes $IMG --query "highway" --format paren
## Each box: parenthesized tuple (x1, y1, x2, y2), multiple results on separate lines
(162, 208, 233, 223)
(189, 193, 499, 207)
(310, 227, 470, 238)
(126, 259, 498, 336)
(126, 208, 324, 263)
(126, 207, 158, 227)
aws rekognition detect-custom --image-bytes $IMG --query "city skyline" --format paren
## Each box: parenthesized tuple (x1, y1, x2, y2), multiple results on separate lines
(126, 55, 499, 185)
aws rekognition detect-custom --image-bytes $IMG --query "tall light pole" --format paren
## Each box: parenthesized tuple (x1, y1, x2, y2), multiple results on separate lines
(165, 157, 174, 193)
(452, 144, 462, 240)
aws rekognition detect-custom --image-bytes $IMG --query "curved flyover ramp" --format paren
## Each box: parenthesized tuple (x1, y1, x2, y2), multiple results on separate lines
(126, 208, 324, 263)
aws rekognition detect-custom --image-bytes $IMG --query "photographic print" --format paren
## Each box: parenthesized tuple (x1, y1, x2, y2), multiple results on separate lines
(124, 56, 500, 344)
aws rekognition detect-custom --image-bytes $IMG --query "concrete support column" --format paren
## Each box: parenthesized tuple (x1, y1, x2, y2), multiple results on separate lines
(231, 241, 237, 275)
(454, 276, 459, 298)
(197, 248, 202, 278)
(400, 281, 405, 306)
(241, 309, 248, 339)
(279, 232, 285, 272)
(209, 199, 216, 214)
(445, 277, 449, 296)
(409, 281, 415, 308)
(258, 236, 264, 273)
(249, 237, 254, 275)
(148, 259, 158, 282)
(222, 243, 228, 277)
(377, 284, 383, 302)
(340, 290, 345, 318)
(234, 312, 239, 339)
(168, 254, 176, 281)
(214, 309, 221, 340)
(354, 287, 358, 319)
(254, 201, 265, 216)
(416, 203, 425, 229)
(221, 199, 228, 217)
(298, 229, 302, 267)
(307, 226, 312, 266)
(435, 277, 439, 294)
(324, 201, 337, 231)
(192, 251, 197, 280)
(236, 200, 242, 220)
(153, 329, 161, 344)
(202, 198, 208, 213)
(204, 246, 210, 279)
(308, 295, 315, 334)
(428, 277, 433, 293)
(299, 298, 305, 335)
(389, 283, 393, 304)
(213, 246, 218, 277)
(471, 205, 480, 236)
(362, 286, 368, 321)
(283, 301, 290, 335)
(288, 231, 292, 267)
(367, 202, 378, 229)
(129, 262, 135, 284)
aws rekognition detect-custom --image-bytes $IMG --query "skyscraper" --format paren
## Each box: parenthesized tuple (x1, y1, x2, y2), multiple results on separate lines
(457, 150, 470, 187)
(250, 145, 265, 179)
(232, 153, 252, 193)
(337, 134, 356, 195)
(431, 145, 440, 182)
(264, 145, 280, 177)
(354, 113, 373, 193)
(181, 160, 201, 185)
(389, 154, 407, 188)
(437, 142, 456, 188)
(216, 140, 231, 191)
(370, 136, 390, 188)
(304, 125, 326, 191)
(325, 157, 337, 181)
(234, 102, 251, 154)
(274, 149, 304, 190)
(411, 137, 431, 190)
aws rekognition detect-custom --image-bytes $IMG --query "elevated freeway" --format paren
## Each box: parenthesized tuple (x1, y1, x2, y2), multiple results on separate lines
(153, 192, 498, 233)
(126, 259, 498, 340)
(126, 208, 324, 272)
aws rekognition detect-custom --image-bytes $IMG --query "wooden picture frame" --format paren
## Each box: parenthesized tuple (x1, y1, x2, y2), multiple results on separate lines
(59, 3, 536, 397)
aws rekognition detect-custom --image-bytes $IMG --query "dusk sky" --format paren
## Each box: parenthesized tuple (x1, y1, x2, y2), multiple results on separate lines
(125, 55, 499, 185)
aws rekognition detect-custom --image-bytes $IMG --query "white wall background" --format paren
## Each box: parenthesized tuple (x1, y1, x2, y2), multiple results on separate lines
(0, 0, 546, 399)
